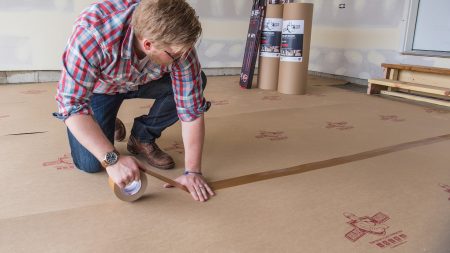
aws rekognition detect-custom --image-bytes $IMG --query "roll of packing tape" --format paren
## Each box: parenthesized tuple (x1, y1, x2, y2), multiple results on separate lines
(108, 170, 148, 202)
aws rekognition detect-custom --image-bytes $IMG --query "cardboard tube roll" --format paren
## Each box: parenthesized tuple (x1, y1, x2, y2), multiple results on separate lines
(108, 170, 148, 202)
(257, 4, 283, 90)
(277, 3, 314, 95)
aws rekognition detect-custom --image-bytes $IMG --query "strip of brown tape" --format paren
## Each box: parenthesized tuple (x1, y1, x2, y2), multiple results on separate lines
(210, 134, 450, 190)
(137, 161, 189, 193)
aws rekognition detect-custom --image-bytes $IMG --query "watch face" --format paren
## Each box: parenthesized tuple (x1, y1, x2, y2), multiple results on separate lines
(106, 152, 118, 164)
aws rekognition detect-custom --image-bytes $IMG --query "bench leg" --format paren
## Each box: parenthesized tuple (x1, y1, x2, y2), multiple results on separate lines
(367, 82, 386, 95)
(383, 67, 390, 79)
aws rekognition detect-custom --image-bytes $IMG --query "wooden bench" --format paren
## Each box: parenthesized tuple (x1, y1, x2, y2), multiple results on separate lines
(368, 63, 450, 107)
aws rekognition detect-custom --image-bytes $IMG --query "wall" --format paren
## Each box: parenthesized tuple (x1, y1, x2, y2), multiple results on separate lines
(0, 0, 449, 81)
(0, 0, 252, 71)
(301, 0, 450, 80)
(0, 0, 82, 71)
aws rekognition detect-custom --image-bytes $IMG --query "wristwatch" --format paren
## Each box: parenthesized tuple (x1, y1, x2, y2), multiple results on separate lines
(101, 149, 120, 168)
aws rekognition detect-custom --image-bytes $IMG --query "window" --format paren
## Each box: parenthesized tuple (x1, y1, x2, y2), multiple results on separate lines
(404, 0, 450, 57)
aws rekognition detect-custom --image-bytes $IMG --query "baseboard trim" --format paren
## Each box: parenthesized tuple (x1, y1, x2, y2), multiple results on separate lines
(308, 71, 368, 86)
(0, 68, 368, 86)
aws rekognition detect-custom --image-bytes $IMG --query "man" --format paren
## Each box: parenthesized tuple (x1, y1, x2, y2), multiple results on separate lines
(54, 0, 214, 202)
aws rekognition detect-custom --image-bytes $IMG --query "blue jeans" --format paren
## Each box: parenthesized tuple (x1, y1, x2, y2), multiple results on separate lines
(68, 71, 207, 173)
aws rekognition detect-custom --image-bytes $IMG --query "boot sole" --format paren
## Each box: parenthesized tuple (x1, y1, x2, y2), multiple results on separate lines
(114, 120, 126, 142)
(115, 134, 126, 142)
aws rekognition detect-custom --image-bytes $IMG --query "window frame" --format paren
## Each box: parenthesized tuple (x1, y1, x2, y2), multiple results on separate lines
(403, 0, 450, 58)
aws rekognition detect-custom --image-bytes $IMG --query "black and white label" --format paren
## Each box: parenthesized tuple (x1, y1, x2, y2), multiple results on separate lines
(260, 18, 283, 58)
(280, 20, 304, 62)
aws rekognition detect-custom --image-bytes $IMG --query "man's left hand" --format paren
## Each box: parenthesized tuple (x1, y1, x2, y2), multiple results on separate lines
(164, 174, 215, 202)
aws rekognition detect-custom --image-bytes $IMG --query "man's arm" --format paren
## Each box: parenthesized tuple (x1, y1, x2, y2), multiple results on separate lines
(65, 114, 114, 161)
(65, 115, 141, 189)
(165, 114, 214, 201)
(181, 114, 204, 173)
(167, 48, 214, 201)
(55, 25, 140, 188)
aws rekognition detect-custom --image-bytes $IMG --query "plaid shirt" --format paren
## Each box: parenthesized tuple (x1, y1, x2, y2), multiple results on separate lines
(54, 0, 207, 122)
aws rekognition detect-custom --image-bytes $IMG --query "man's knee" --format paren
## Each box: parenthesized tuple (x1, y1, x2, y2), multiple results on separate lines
(73, 155, 102, 173)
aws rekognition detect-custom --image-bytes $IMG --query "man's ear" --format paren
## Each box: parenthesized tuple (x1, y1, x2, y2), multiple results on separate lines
(143, 40, 152, 51)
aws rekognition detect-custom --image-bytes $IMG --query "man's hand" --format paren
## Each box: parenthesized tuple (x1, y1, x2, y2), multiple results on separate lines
(106, 155, 141, 188)
(164, 174, 215, 202)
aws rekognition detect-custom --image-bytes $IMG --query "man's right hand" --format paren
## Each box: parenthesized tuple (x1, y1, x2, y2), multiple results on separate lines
(106, 155, 141, 188)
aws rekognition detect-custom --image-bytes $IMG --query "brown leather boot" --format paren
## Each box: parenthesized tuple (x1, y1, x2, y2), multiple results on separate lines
(127, 135, 175, 170)
(114, 118, 126, 142)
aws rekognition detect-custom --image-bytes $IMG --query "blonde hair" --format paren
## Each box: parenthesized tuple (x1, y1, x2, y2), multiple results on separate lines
(132, 0, 202, 48)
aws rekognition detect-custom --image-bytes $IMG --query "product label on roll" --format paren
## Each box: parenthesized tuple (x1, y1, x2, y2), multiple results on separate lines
(280, 20, 304, 62)
(260, 18, 283, 58)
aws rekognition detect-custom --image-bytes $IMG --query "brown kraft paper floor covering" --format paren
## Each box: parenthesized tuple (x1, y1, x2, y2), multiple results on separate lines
(0, 75, 449, 253)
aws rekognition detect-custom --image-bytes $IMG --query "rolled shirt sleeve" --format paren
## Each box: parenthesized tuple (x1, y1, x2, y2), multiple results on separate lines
(53, 25, 102, 121)
(170, 48, 208, 122)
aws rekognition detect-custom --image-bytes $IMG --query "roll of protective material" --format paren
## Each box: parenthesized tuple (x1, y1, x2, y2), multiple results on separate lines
(257, 4, 283, 90)
(277, 3, 314, 95)
(108, 170, 148, 202)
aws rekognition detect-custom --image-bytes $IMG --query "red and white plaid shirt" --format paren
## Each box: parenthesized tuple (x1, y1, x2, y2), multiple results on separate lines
(54, 0, 207, 122)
